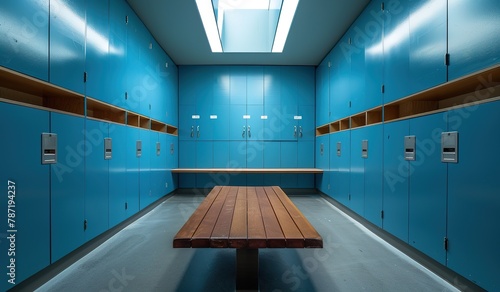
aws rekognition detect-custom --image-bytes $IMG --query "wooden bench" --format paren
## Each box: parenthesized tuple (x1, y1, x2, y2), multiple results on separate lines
(173, 186, 323, 290)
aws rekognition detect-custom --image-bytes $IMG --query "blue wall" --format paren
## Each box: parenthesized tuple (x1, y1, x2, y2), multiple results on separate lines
(0, 0, 178, 290)
(178, 66, 316, 190)
(315, 0, 500, 290)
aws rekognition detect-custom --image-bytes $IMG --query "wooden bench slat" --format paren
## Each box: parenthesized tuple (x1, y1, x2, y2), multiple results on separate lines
(210, 187, 238, 247)
(191, 186, 230, 247)
(256, 187, 286, 248)
(173, 186, 223, 248)
(272, 186, 323, 248)
(228, 187, 248, 248)
(264, 187, 305, 248)
(246, 187, 267, 248)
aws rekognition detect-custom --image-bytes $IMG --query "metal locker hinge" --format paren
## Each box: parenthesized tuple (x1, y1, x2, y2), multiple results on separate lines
(444, 237, 449, 251)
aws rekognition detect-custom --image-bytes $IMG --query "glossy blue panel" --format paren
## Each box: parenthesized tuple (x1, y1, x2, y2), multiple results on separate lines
(247, 140, 263, 168)
(281, 174, 298, 188)
(280, 142, 298, 168)
(330, 37, 352, 121)
(383, 0, 410, 103)
(448, 0, 500, 80)
(85, 0, 110, 102)
(263, 104, 282, 141)
(125, 126, 140, 216)
(263, 142, 280, 168)
(298, 141, 314, 168)
(229, 104, 247, 141)
(166, 134, 178, 192)
(108, 0, 128, 109)
(196, 141, 213, 168)
(315, 135, 330, 193)
(364, 125, 383, 227)
(84, 119, 109, 241)
(408, 112, 447, 265)
(49, 0, 86, 94)
(179, 141, 196, 168)
(164, 60, 179, 126)
(50, 113, 85, 262)
(330, 130, 351, 204)
(211, 104, 230, 140)
(349, 129, 365, 215)
(279, 104, 297, 141)
(246, 66, 264, 105)
(298, 105, 315, 141)
(230, 141, 247, 168)
(196, 105, 212, 141)
(152, 132, 169, 198)
(212, 66, 230, 105)
(447, 101, 500, 291)
(139, 129, 152, 209)
(179, 105, 197, 141)
(348, 17, 366, 114)
(247, 105, 264, 141)
(315, 59, 330, 126)
(0, 0, 49, 81)
(280, 68, 298, 108)
(109, 124, 128, 227)
(264, 66, 281, 106)
(0, 103, 50, 290)
(296, 67, 315, 106)
(230, 68, 246, 105)
(213, 141, 230, 168)
(382, 120, 409, 242)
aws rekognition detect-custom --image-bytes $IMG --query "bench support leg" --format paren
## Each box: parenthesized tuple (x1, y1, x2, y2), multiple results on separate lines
(236, 249, 259, 291)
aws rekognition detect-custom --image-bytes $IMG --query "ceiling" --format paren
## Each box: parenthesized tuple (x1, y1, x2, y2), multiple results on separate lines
(126, 0, 371, 66)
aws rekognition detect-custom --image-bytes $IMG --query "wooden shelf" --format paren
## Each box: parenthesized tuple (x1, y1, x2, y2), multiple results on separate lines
(167, 125, 178, 136)
(350, 113, 366, 129)
(367, 107, 383, 125)
(127, 112, 140, 127)
(151, 119, 167, 133)
(139, 115, 150, 129)
(330, 121, 340, 132)
(86, 98, 126, 124)
(0, 66, 84, 116)
(315, 124, 330, 136)
(340, 118, 350, 130)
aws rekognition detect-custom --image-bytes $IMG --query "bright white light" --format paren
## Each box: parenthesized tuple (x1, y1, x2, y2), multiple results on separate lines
(219, 0, 271, 10)
(272, 0, 299, 53)
(196, 0, 223, 52)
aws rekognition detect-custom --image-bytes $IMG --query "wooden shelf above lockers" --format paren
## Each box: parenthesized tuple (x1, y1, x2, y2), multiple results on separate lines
(86, 98, 126, 124)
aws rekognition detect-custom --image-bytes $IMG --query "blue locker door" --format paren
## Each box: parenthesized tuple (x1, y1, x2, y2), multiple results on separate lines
(315, 135, 330, 193)
(329, 132, 340, 200)
(247, 140, 264, 168)
(197, 105, 212, 141)
(298, 141, 314, 188)
(0, 1, 49, 81)
(263, 142, 281, 186)
(108, 0, 128, 109)
(448, 0, 500, 80)
(364, 125, 383, 227)
(84, 119, 109, 242)
(408, 112, 447, 265)
(139, 129, 152, 209)
(229, 104, 247, 141)
(156, 132, 169, 197)
(179, 141, 196, 168)
(109, 124, 128, 227)
(382, 120, 410, 242)
(264, 66, 281, 106)
(125, 126, 140, 217)
(196, 141, 213, 168)
(408, 0, 447, 95)
(247, 105, 264, 141)
(166, 134, 178, 193)
(85, 0, 110, 103)
(280, 142, 298, 168)
(49, 0, 86, 94)
(349, 129, 365, 215)
(315, 60, 330, 126)
(333, 130, 351, 205)
(349, 21, 366, 114)
(263, 104, 281, 141)
(298, 105, 315, 141)
(213, 141, 230, 168)
(0, 103, 50, 291)
(330, 40, 351, 121)
(165, 60, 178, 126)
(211, 104, 230, 140)
(230, 67, 247, 105)
(213, 66, 231, 106)
(50, 113, 85, 262)
(383, 0, 411, 103)
(296, 66, 315, 107)
(246, 66, 264, 105)
(447, 101, 500, 291)
(280, 67, 299, 109)
(179, 105, 197, 140)
(125, 11, 145, 113)
(229, 141, 247, 169)
(149, 131, 160, 200)
(364, 0, 384, 111)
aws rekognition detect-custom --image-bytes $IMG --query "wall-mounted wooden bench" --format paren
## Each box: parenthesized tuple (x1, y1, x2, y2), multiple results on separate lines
(173, 186, 323, 290)
(171, 168, 324, 174)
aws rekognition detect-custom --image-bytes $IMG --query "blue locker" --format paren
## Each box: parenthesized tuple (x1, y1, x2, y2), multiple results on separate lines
(49, 0, 86, 94)
(50, 113, 85, 262)
(125, 126, 140, 216)
(315, 134, 330, 193)
(349, 128, 365, 215)
(298, 105, 315, 141)
(382, 120, 410, 242)
(447, 101, 500, 291)
(330, 38, 352, 121)
(85, 0, 110, 103)
(230, 67, 247, 105)
(263, 104, 282, 141)
(383, 0, 410, 103)
(408, 0, 447, 95)
(348, 20, 366, 114)
(179, 141, 196, 168)
(330, 130, 351, 204)
(211, 104, 230, 140)
(0, 0, 49, 81)
(178, 66, 198, 106)
(229, 104, 247, 141)
(108, 0, 129, 109)
(298, 141, 314, 168)
(315, 58, 330, 126)
(280, 68, 298, 108)
(108, 123, 128, 227)
(0, 103, 50, 291)
(165, 59, 179, 126)
(139, 129, 152, 209)
(152, 132, 169, 199)
(296, 66, 315, 106)
(363, 124, 383, 227)
(264, 66, 281, 106)
(408, 112, 447, 265)
(166, 133, 178, 193)
(247, 140, 264, 168)
(196, 141, 213, 168)
(229, 141, 247, 168)
(263, 142, 281, 186)
(281, 142, 298, 188)
(125, 11, 147, 114)
(212, 66, 230, 106)
(246, 66, 264, 105)
(179, 104, 198, 141)
(448, 0, 500, 80)
(213, 141, 230, 168)
(247, 105, 264, 141)
(84, 119, 109, 241)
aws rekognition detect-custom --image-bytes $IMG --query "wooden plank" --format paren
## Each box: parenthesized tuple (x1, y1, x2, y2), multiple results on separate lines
(191, 186, 230, 247)
(210, 187, 238, 248)
(264, 187, 305, 248)
(173, 186, 222, 248)
(256, 187, 286, 248)
(247, 187, 267, 248)
(272, 186, 323, 248)
(228, 187, 248, 248)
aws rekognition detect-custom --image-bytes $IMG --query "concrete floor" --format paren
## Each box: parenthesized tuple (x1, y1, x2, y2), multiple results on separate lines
(36, 192, 460, 292)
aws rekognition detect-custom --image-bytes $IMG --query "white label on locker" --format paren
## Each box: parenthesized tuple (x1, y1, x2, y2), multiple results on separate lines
(210, 115, 218, 119)
(243, 115, 251, 119)
(192, 115, 200, 119)
(261, 115, 268, 120)
(294, 116, 302, 120)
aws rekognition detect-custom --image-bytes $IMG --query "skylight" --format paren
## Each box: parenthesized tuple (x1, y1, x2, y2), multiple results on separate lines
(195, 0, 299, 53)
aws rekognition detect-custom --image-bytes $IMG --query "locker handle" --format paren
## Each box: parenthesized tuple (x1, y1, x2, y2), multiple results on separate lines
(248, 126, 251, 138)
(294, 126, 297, 137)
(190, 126, 194, 138)
(299, 126, 303, 138)
(242, 126, 246, 138)
(197, 125, 200, 138)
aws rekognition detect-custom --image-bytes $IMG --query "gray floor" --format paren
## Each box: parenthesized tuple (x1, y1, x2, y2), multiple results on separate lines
(36, 192, 459, 292)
